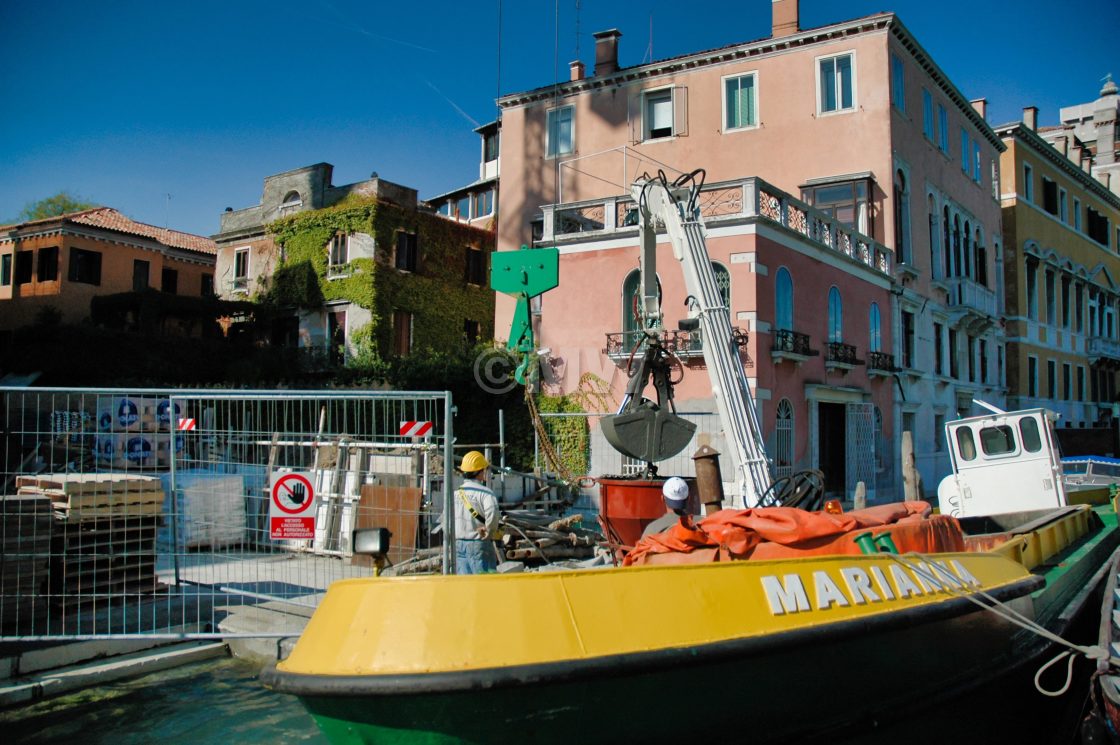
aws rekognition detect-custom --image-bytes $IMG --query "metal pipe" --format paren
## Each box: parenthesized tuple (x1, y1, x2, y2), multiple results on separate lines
(692, 444, 725, 515)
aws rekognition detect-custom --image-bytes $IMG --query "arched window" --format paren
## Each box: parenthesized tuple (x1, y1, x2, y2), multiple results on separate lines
(928, 194, 939, 279)
(894, 169, 911, 265)
(975, 227, 987, 287)
(952, 215, 962, 278)
(622, 269, 661, 346)
(280, 190, 303, 215)
(712, 262, 731, 317)
(828, 287, 843, 342)
(775, 398, 795, 479)
(963, 220, 972, 280)
(869, 302, 881, 352)
(775, 267, 793, 331)
(942, 205, 952, 277)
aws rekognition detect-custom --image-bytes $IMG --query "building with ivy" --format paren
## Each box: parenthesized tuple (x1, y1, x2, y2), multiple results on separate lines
(214, 163, 496, 363)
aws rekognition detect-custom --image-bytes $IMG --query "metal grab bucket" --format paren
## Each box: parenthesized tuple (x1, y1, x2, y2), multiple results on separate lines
(600, 400, 696, 464)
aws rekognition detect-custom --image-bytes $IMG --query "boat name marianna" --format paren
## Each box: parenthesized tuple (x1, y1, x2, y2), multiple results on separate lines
(760, 559, 982, 615)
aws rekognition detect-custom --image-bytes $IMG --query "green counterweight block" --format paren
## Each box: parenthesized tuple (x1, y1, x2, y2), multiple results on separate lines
(491, 246, 560, 384)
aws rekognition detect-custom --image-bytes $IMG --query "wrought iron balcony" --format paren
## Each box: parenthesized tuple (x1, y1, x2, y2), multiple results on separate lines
(771, 329, 818, 362)
(603, 327, 750, 362)
(825, 342, 864, 369)
(867, 351, 898, 375)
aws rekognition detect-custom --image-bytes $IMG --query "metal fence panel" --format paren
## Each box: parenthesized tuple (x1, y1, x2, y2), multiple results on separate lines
(0, 387, 453, 640)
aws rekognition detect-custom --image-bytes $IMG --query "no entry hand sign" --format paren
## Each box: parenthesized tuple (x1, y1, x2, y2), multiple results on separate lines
(270, 471, 317, 540)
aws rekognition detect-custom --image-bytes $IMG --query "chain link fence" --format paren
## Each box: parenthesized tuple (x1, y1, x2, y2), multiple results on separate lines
(0, 387, 453, 640)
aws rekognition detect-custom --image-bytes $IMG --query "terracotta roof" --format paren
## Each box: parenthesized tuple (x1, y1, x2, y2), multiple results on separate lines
(66, 208, 216, 255)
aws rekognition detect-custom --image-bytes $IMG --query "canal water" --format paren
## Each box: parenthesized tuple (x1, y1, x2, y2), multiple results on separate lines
(0, 656, 325, 744)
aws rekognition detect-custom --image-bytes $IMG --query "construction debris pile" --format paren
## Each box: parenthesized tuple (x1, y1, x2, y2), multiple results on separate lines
(384, 510, 604, 576)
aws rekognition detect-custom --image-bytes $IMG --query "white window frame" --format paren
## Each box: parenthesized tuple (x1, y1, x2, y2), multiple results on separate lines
(546, 105, 574, 158)
(972, 142, 981, 183)
(328, 234, 350, 270)
(1024, 162, 1034, 202)
(1059, 188, 1068, 223)
(643, 86, 676, 141)
(233, 247, 250, 280)
(815, 51, 857, 116)
(1028, 355, 1039, 397)
(721, 71, 759, 133)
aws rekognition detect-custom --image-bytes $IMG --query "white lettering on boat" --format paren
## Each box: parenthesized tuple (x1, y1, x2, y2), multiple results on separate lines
(889, 564, 923, 599)
(812, 571, 851, 610)
(949, 560, 982, 587)
(869, 566, 896, 600)
(839, 567, 879, 604)
(761, 574, 811, 615)
(760, 560, 988, 616)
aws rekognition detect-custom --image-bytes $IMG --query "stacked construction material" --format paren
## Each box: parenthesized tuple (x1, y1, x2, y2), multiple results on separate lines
(499, 512, 600, 563)
(382, 510, 603, 577)
(0, 494, 53, 631)
(17, 473, 165, 608)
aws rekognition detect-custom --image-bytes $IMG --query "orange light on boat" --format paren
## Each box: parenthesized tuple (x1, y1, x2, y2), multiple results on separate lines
(824, 499, 843, 515)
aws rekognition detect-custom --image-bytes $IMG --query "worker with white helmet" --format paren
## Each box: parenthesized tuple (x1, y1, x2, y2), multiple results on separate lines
(453, 450, 501, 574)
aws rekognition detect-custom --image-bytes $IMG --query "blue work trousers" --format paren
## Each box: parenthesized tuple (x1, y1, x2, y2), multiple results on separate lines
(456, 539, 497, 574)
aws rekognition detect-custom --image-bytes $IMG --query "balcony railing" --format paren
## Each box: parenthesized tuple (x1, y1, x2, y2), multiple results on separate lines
(867, 351, 897, 373)
(825, 342, 864, 367)
(603, 327, 750, 362)
(1088, 336, 1120, 363)
(541, 176, 892, 276)
(944, 277, 997, 318)
(771, 329, 818, 360)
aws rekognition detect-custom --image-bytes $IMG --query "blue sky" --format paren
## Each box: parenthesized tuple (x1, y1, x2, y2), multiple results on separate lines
(0, 0, 1115, 237)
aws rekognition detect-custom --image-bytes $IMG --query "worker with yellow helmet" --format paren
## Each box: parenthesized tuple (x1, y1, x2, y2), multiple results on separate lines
(453, 450, 501, 574)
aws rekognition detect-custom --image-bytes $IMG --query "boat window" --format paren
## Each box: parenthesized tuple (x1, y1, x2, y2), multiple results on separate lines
(955, 427, 977, 461)
(1018, 417, 1042, 453)
(1100, 463, 1120, 479)
(979, 425, 1017, 456)
(1064, 462, 1088, 475)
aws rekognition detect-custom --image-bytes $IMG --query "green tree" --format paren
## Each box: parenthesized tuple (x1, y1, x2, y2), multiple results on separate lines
(16, 192, 97, 221)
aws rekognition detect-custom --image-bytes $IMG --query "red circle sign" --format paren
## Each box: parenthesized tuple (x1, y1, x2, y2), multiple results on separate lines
(272, 473, 314, 514)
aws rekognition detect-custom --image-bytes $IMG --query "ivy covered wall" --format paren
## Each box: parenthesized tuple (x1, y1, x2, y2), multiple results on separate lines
(264, 195, 495, 359)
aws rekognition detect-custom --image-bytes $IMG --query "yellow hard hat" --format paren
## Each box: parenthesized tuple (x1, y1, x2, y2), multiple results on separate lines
(459, 450, 489, 472)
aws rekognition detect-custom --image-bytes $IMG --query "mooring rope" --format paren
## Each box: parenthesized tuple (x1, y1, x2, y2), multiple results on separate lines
(886, 551, 1118, 697)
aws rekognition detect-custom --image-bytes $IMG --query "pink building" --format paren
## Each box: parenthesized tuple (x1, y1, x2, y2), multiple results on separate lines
(496, 1, 1005, 499)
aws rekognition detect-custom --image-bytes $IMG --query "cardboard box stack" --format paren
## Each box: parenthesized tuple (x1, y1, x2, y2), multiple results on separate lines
(93, 396, 186, 470)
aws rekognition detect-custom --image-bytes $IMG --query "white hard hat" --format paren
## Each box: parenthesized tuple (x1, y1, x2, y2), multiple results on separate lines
(662, 477, 690, 511)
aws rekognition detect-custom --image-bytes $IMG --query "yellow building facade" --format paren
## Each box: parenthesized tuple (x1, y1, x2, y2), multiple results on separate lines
(998, 117, 1120, 426)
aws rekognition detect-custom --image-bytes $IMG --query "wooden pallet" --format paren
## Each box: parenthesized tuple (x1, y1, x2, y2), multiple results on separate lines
(17, 473, 164, 523)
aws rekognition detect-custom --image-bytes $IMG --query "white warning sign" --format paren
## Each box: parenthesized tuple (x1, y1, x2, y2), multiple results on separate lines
(270, 471, 316, 540)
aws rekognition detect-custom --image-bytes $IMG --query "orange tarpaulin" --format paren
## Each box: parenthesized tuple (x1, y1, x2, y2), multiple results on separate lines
(624, 501, 955, 566)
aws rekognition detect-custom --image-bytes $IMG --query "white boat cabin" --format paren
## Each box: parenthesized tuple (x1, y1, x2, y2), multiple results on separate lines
(937, 408, 1067, 518)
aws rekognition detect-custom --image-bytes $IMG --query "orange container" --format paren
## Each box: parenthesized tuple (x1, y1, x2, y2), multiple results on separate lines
(599, 477, 698, 547)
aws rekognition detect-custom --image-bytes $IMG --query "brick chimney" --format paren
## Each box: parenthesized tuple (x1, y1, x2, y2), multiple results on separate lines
(970, 98, 987, 121)
(570, 60, 585, 81)
(1023, 106, 1038, 131)
(593, 30, 622, 77)
(772, 0, 800, 38)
